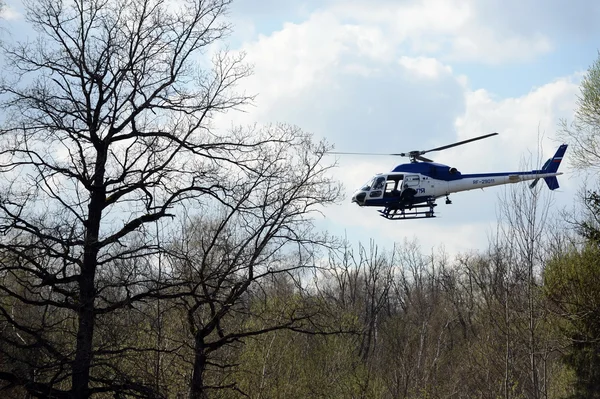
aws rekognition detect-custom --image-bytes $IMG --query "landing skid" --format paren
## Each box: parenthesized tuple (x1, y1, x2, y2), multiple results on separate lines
(379, 201, 437, 220)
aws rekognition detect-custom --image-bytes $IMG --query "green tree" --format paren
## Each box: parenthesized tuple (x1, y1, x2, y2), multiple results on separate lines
(577, 190, 600, 243)
(544, 245, 600, 398)
(562, 52, 600, 239)
(562, 53, 600, 172)
(552, 51, 600, 397)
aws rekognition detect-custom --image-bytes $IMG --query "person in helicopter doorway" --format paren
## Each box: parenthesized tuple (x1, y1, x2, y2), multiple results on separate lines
(398, 186, 417, 208)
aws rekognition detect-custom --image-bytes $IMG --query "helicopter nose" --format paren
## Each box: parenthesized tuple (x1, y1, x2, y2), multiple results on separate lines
(352, 191, 366, 205)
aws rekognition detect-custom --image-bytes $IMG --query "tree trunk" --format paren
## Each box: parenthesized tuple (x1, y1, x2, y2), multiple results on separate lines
(504, 281, 510, 399)
(72, 261, 97, 398)
(529, 273, 539, 399)
(72, 149, 106, 398)
(190, 333, 209, 399)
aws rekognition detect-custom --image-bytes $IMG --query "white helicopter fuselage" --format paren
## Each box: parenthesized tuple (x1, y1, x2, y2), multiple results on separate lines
(350, 144, 567, 216)
(351, 170, 562, 206)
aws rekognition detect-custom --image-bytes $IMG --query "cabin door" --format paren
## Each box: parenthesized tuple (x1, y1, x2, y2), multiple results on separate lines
(368, 176, 386, 200)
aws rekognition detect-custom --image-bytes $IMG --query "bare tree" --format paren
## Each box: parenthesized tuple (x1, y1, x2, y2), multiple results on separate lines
(163, 128, 341, 398)
(496, 153, 558, 399)
(321, 241, 394, 362)
(0, 0, 342, 397)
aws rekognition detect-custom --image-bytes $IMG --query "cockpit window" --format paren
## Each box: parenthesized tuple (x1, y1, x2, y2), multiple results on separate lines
(373, 177, 385, 190)
(360, 176, 387, 192)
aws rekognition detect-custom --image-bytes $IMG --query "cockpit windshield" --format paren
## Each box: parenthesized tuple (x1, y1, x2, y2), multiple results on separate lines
(361, 176, 385, 191)
(360, 177, 375, 191)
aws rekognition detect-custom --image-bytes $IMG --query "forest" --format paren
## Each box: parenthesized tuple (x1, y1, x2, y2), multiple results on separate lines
(0, 0, 599, 398)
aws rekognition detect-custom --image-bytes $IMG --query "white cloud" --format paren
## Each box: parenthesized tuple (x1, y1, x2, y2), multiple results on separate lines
(449, 77, 580, 171)
(0, 5, 21, 20)
(221, 14, 465, 141)
(237, 11, 393, 99)
(398, 56, 453, 79)
(230, 0, 560, 69)
(448, 32, 552, 64)
(328, 0, 553, 64)
(330, 0, 472, 39)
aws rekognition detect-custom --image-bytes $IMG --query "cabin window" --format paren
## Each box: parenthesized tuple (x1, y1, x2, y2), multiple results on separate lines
(404, 175, 420, 188)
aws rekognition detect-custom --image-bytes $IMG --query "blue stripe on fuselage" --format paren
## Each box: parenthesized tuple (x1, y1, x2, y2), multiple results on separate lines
(391, 162, 545, 181)
(461, 171, 544, 178)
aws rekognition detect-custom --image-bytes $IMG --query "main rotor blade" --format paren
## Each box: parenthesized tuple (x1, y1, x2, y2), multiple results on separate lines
(421, 132, 498, 154)
(328, 151, 407, 156)
(328, 132, 498, 159)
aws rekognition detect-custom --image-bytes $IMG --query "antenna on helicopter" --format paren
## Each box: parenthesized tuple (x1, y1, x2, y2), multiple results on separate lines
(329, 132, 499, 163)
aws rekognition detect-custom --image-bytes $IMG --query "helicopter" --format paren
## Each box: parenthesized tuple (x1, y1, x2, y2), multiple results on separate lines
(331, 133, 568, 220)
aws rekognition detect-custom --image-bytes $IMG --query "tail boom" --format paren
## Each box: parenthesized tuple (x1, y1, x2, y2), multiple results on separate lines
(445, 171, 562, 195)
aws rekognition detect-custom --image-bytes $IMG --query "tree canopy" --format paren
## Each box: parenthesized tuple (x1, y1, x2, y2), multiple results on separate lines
(0, 0, 340, 397)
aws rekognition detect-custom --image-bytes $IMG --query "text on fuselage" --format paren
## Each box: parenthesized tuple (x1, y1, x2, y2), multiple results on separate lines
(472, 178, 495, 185)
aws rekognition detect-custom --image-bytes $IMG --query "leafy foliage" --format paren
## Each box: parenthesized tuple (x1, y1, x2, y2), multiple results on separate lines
(545, 245, 600, 398)
(578, 190, 600, 243)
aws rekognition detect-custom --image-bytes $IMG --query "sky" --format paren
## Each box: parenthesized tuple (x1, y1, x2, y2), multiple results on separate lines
(223, 0, 600, 255)
(2, 0, 600, 256)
